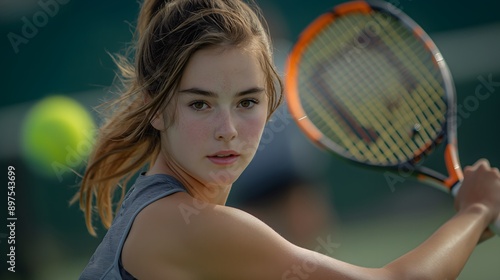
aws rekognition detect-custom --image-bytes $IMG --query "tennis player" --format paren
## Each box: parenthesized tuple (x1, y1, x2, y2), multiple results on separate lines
(75, 0, 500, 279)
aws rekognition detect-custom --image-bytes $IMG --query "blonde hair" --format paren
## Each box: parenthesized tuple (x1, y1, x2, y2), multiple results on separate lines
(74, 0, 283, 236)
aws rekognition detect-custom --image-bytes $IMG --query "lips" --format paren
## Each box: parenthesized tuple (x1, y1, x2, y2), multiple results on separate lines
(207, 150, 240, 165)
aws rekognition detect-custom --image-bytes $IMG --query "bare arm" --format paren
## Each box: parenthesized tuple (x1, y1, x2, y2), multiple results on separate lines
(126, 159, 500, 280)
(383, 203, 491, 279)
(175, 199, 494, 280)
(384, 159, 500, 279)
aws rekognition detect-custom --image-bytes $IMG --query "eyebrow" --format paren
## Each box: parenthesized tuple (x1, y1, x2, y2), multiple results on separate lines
(178, 87, 265, 97)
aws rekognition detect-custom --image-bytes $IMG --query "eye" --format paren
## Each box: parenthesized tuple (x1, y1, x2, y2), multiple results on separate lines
(189, 101, 209, 111)
(238, 99, 259, 109)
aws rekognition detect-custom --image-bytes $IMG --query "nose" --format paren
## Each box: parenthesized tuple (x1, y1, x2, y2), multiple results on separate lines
(214, 110, 238, 142)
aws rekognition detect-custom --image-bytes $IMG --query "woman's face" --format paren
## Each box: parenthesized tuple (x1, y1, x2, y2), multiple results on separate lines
(155, 46, 269, 187)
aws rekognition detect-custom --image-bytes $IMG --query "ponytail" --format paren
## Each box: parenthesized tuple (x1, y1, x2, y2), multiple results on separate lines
(73, 0, 167, 236)
(74, 73, 162, 236)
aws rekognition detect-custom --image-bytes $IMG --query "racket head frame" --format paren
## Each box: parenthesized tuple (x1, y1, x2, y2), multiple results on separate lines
(285, 0, 463, 192)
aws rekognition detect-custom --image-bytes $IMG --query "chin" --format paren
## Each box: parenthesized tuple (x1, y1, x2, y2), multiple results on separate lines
(204, 168, 242, 187)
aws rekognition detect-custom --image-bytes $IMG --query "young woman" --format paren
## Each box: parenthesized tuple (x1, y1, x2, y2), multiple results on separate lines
(75, 0, 500, 279)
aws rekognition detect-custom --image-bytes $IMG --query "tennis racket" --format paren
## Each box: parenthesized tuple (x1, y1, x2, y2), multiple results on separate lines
(285, 0, 500, 234)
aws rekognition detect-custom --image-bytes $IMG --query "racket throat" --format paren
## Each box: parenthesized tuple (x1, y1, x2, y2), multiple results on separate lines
(443, 144, 463, 190)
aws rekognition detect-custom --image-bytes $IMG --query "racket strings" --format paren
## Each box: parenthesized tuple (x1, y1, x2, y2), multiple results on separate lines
(302, 47, 385, 159)
(306, 16, 422, 162)
(315, 51, 409, 161)
(346, 12, 446, 134)
(303, 32, 406, 162)
(374, 15, 446, 127)
(296, 10, 447, 165)
(368, 13, 447, 138)
(310, 16, 412, 162)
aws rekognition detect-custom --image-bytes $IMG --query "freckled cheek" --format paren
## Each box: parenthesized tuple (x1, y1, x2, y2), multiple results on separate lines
(166, 113, 211, 151)
(180, 120, 212, 146)
(239, 115, 267, 144)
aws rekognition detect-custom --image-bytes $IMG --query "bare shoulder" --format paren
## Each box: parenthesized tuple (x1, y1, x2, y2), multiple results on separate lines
(122, 192, 387, 280)
(121, 191, 201, 279)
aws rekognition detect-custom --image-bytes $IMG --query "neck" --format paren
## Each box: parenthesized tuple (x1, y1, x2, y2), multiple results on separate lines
(147, 152, 232, 205)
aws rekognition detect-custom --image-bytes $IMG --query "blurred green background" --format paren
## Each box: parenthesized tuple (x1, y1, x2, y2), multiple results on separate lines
(0, 0, 499, 279)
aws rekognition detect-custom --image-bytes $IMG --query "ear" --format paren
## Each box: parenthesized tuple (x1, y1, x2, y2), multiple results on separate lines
(143, 92, 165, 131)
(151, 112, 165, 131)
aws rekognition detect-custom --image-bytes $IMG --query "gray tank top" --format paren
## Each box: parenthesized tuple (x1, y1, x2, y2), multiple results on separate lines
(79, 173, 187, 279)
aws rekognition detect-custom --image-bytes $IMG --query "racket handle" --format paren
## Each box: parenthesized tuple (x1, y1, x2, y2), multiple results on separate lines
(451, 182, 500, 235)
(450, 181, 461, 197)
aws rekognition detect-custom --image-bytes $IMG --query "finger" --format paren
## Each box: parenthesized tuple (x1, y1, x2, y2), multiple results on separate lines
(492, 167, 500, 177)
(464, 158, 491, 172)
(475, 158, 491, 168)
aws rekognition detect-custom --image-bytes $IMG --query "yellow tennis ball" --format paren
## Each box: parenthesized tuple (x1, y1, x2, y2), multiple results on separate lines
(21, 95, 96, 180)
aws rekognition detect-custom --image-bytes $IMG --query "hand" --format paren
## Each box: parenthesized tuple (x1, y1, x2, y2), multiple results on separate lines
(454, 159, 500, 242)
